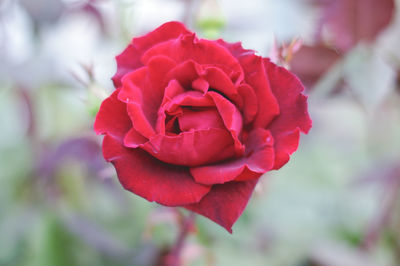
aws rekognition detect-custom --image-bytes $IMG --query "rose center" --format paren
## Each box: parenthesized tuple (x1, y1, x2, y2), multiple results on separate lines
(164, 106, 226, 135)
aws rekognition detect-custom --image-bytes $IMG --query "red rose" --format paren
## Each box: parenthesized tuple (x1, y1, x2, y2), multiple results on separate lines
(94, 21, 311, 232)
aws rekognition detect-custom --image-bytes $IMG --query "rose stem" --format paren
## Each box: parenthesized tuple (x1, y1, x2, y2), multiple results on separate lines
(164, 211, 196, 266)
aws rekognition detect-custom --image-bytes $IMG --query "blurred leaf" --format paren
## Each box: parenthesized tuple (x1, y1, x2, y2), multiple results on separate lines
(37, 136, 104, 181)
(0, 208, 37, 266)
(29, 213, 78, 266)
(62, 212, 130, 258)
(317, 0, 395, 52)
(336, 227, 363, 246)
(290, 44, 342, 88)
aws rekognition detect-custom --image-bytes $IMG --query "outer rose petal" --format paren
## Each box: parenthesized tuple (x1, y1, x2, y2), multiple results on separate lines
(272, 128, 301, 169)
(103, 135, 211, 206)
(112, 21, 190, 87)
(119, 67, 157, 138)
(94, 89, 131, 140)
(112, 45, 141, 89)
(238, 54, 280, 127)
(263, 59, 312, 169)
(185, 179, 259, 233)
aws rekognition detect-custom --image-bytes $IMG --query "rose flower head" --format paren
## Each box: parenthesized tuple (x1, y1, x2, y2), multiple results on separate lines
(94, 21, 312, 233)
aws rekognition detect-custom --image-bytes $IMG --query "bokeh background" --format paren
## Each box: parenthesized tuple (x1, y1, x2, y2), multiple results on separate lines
(1, 0, 400, 265)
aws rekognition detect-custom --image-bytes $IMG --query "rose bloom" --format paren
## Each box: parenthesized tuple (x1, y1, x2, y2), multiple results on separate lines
(95, 22, 311, 232)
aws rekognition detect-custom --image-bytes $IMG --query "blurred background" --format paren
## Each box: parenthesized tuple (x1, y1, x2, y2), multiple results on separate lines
(1, 0, 400, 265)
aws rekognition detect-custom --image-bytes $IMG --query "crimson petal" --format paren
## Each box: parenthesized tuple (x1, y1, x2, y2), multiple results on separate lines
(141, 128, 236, 167)
(185, 179, 259, 233)
(263, 59, 312, 169)
(94, 89, 131, 140)
(112, 21, 190, 87)
(217, 40, 280, 127)
(102, 135, 211, 206)
(272, 128, 301, 169)
(118, 56, 177, 138)
(141, 34, 244, 84)
(238, 54, 280, 128)
(178, 108, 225, 132)
(207, 91, 244, 155)
(190, 128, 274, 185)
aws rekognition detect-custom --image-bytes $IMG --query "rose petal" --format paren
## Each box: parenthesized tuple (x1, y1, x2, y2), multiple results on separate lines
(94, 89, 131, 140)
(263, 59, 312, 169)
(112, 21, 190, 87)
(238, 54, 280, 128)
(238, 83, 258, 124)
(162, 61, 241, 110)
(234, 167, 263, 182)
(207, 91, 244, 155)
(141, 128, 236, 167)
(272, 128, 301, 169)
(185, 179, 259, 233)
(163, 60, 200, 89)
(216, 40, 254, 59)
(103, 135, 210, 206)
(190, 128, 274, 185)
(200, 66, 241, 103)
(191, 78, 209, 92)
(123, 127, 148, 148)
(217, 40, 279, 126)
(118, 67, 157, 138)
(163, 90, 215, 115)
(142, 34, 244, 84)
(146, 55, 177, 88)
(156, 79, 186, 134)
(178, 107, 225, 132)
(118, 56, 177, 138)
(161, 79, 186, 107)
(112, 45, 141, 88)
